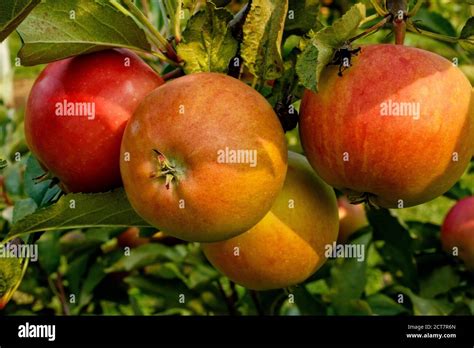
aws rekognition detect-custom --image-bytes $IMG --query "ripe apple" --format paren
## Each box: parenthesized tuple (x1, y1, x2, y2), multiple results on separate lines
(25, 49, 164, 193)
(441, 196, 474, 270)
(201, 151, 339, 290)
(300, 44, 474, 208)
(120, 72, 287, 243)
(337, 196, 368, 243)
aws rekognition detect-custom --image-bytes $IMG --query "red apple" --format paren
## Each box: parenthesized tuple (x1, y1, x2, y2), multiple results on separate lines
(441, 196, 474, 270)
(120, 72, 287, 242)
(300, 44, 474, 208)
(337, 196, 368, 243)
(25, 49, 164, 193)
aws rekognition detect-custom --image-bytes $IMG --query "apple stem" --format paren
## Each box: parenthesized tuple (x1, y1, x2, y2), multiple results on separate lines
(163, 68, 185, 81)
(347, 192, 380, 210)
(386, 0, 408, 45)
(151, 150, 179, 190)
(118, 0, 183, 64)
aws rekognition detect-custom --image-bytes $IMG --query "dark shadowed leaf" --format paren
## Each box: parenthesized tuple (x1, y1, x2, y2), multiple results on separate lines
(368, 208, 419, 291)
(0, 0, 40, 42)
(366, 293, 409, 315)
(459, 17, 474, 53)
(285, 0, 321, 33)
(420, 265, 460, 298)
(328, 231, 371, 314)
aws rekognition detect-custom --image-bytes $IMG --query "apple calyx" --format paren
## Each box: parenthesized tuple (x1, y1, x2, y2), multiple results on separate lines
(150, 149, 179, 190)
(346, 191, 380, 209)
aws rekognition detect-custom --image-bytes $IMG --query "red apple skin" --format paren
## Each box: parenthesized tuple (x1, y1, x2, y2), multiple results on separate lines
(337, 196, 368, 243)
(120, 72, 288, 242)
(300, 44, 474, 208)
(441, 197, 474, 270)
(117, 227, 150, 249)
(25, 49, 164, 193)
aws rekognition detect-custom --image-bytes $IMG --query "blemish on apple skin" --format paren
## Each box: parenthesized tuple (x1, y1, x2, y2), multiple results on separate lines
(130, 120, 140, 135)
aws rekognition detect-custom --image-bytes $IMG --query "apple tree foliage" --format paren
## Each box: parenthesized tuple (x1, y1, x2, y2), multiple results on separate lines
(0, 0, 473, 315)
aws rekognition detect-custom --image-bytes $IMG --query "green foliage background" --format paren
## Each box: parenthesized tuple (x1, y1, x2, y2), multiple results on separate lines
(0, 0, 473, 316)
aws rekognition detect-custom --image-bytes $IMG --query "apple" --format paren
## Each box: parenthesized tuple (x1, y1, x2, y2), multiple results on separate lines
(300, 44, 474, 208)
(337, 196, 368, 243)
(117, 227, 150, 249)
(25, 49, 164, 193)
(201, 151, 339, 290)
(441, 196, 474, 270)
(120, 72, 287, 243)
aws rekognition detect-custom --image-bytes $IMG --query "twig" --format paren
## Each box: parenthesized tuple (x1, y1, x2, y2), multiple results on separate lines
(48, 273, 70, 316)
(217, 279, 238, 316)
(163, 68, 184, 81)
(0, 176, 13, 205)
(123, 0, 182, 63)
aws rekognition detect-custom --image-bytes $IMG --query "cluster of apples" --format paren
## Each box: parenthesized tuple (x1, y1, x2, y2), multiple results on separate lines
(25, 44, 473, 290)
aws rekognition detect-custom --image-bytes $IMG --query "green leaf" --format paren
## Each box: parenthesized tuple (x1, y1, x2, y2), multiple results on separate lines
(292, 286, 326, 315)
(420, 265, 460, 299)
(406, 222, 440, 252)
(24, 155, 61, 208)
(37, 231, 61, 274)
(459, 17, 474, 53)
(12, 198, 37, 224)
(368, 209, 419, 290)
(296, 3, 366, 91)
(366, 293, 408, 315)
(8, 188, 150, 240)
(17, 0, 151, 66)
(78, 258, 108, 308)
(411, 9, 457, 37)
(295, 43, 322, 93)
(176, 2, 238, 74)
(328, 231, 371, 314)
(241, 0, 289, 80)
(396, 286, 454, 315)
(0, 0, 40, 42)
(0, 253, 24, 308)
(285, 0, 321, 33)
(394, 195, 455, 226)
(106, 243, 177, 273)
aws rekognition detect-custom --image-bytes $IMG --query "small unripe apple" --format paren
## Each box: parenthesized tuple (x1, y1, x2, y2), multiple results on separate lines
(25, 49, 164, 193)
(441, 197, 474, 270)
(337, 196, 368, 243)
(117, 227, 150, 249)
(201, 152, 339, 290)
